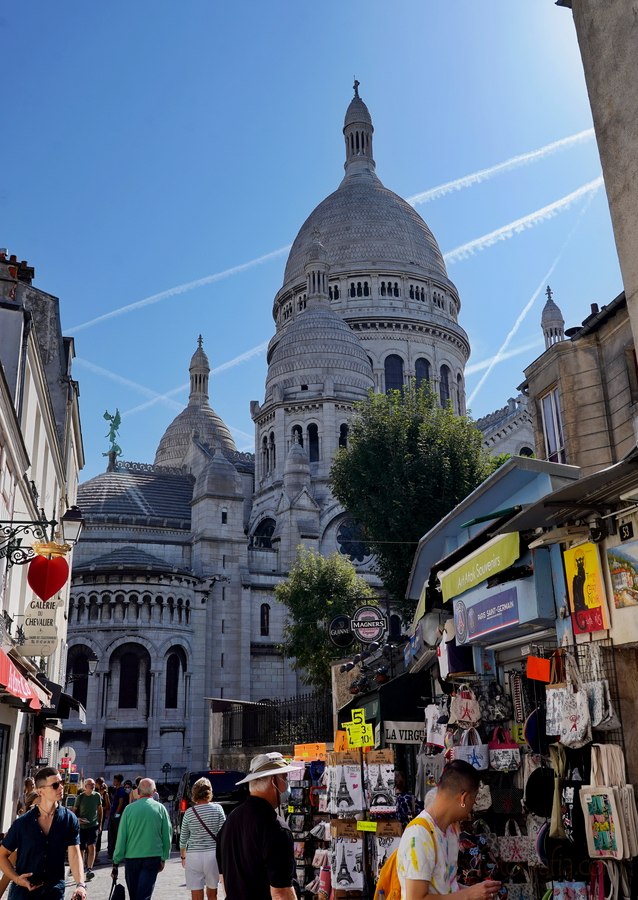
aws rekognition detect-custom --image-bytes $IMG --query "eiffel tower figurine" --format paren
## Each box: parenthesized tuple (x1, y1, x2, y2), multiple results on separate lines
(370, 766, 393, 807)
(336, 768, 354, 808)
(336, 844, 354, 885)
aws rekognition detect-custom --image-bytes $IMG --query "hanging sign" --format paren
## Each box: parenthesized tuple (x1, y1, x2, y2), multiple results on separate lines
(343, 708, 374, 747)
(328, 615, 354, 648)
(27, 555, 69, 602)
(20, 600, 58, 658)
(351, 606, 387, 644)
(383, 721, 426, 744)
(439, 532, 520, 603)
(563, 542, 609, 633)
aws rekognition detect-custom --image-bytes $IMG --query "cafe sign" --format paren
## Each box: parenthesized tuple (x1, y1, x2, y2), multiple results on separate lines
(439, 532, 520, 603)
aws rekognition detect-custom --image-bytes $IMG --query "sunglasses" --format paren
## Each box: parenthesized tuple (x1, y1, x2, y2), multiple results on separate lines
(44, 780, 64, 790)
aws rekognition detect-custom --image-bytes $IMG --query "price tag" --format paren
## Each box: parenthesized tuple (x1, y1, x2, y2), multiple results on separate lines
(357, 820, 378, 832)
(287, 805, 295, 813)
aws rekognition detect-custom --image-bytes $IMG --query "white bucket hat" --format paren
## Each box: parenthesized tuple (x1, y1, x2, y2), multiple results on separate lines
(236, 752, 298, 785)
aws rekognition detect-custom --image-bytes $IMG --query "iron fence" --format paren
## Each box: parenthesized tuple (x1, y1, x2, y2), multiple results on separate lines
(221, 690, 332, 749)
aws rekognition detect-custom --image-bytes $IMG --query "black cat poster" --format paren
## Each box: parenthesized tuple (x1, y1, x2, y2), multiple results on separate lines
(563, 541, 608, 633)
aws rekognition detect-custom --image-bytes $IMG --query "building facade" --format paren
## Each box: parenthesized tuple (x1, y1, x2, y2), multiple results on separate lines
(0, 251, 84, 829)
(64, 86, 528, 779)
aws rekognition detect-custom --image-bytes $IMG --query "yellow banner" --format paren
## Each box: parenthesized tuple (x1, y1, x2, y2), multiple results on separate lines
(439, 532, 520, 603)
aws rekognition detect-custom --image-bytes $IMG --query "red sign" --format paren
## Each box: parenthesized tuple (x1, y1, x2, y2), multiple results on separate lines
(0, 650, 42, 710)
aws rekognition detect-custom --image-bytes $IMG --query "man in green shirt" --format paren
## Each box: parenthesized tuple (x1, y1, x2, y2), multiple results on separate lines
(112, 778, 171, 900)
(73, 779, 102, 881)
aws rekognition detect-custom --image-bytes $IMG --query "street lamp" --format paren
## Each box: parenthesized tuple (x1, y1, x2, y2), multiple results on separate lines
(65, 650, 98, 683)
(0, 506, 84, 569)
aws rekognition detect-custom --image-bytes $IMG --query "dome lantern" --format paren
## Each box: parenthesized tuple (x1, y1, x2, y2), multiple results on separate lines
(541, 285, 566, 349)
(304, 229, 329, 305)
(343, 79, 375, 176)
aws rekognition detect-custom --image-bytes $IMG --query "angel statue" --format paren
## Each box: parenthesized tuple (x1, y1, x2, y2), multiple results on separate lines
(103, 409, 123, 458)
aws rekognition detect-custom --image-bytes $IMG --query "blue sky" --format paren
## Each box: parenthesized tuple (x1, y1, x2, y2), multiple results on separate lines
(3, 2, 621, 480)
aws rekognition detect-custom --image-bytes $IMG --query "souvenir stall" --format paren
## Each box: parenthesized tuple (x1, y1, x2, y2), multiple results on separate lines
(402, 459, 637, 900)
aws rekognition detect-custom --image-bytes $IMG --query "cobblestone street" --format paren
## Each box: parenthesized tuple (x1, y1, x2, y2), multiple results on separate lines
(64, 852, 227, 899)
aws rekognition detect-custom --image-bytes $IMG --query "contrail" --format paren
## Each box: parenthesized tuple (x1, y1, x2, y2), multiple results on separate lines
(74, 358, 184, 411)
(66, 246, 291, 335)
(407, 129, 595, 206)
(467, 189, 598, 407)
(122, 341, 270, 417)
(64, 132, 594, 336)
(464, 338, 544, 376)
(444, 176, 604, 264)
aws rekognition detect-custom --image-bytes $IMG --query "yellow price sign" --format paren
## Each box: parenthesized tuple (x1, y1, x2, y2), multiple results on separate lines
(357, 820, 378, 832)
(345, 722, 374, 747)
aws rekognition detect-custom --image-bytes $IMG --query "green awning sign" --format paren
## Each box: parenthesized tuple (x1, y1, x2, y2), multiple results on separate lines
(439, 532, 520, 603)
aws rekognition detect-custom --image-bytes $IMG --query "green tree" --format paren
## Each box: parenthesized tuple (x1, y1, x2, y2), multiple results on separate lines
(330, 383, 499, 619)
(276, 547, 376, 689)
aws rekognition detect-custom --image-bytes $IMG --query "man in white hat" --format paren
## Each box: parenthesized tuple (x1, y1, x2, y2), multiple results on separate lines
(216, 752, 297, 900)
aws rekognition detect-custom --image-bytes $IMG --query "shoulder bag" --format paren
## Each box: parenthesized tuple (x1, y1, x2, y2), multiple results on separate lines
(488, 726, 521, 772)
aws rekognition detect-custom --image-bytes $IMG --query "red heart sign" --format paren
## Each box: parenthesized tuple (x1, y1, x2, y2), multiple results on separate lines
(27, 555, 69, 601)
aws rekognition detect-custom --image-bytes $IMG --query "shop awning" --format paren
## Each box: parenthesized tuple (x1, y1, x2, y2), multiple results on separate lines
(0, 650, 49, 711)
(438, 532, 520, 603)
(498, 447, 638, 534)
(39, 678, 86, 723)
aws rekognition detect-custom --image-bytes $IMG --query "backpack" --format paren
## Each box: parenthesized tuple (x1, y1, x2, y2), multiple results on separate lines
(373, 815, 436, 900)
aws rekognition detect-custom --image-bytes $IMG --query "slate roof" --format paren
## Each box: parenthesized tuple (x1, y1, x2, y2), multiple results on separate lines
(78, 461, 194, 528)
(74, 546, 191, 575)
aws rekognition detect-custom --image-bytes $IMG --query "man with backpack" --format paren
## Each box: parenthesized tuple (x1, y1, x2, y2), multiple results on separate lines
(379, 761, 501, 899)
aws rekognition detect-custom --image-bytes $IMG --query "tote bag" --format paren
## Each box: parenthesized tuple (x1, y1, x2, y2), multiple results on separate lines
(559, 653, 592, 749)
(488, 726, 521, 772)
(580, 786, 625, 860)
(545, 650, 569, 736)
(449, 684, 481, 729)
(454, 727, 488, 771)
(499, 819, 535, 865)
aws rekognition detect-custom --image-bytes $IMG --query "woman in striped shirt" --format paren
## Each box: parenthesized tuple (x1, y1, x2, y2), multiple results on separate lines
(179, 778, 226, 900)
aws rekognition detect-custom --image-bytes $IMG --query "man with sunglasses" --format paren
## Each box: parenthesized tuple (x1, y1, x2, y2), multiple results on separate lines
(0, 767, 86, 899)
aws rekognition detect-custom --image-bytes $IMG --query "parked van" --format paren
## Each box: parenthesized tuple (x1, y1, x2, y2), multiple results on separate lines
(171, 769, 247, 846)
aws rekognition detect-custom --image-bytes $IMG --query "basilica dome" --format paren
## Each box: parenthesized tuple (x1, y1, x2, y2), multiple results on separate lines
(155, 337, 236, 468)
(282, 82, 448, 289)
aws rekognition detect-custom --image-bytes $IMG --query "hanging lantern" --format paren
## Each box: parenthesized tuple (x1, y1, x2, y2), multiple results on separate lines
(27, 542, 70, 601)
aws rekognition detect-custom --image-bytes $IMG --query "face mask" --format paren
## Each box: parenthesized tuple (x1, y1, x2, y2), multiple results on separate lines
(275, 777, 291, 809)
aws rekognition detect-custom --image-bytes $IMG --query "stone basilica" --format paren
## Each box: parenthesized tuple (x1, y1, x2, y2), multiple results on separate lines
(63, 86, 528, 778)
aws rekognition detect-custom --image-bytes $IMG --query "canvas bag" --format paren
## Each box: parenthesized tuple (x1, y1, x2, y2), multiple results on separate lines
(478, 680, 513, 723)
(454, 727, 488, 770)
(425, 702, 447, 748)
(488, 726, 521, 772)
(505, 866, 534, 900)
(449, 684, 481, 729)
(559, 652, 592, 749)
(549, 742, 567, 840)
(581, 643, 619, 731)
(579, 785, 625, 860)
(545, 650, 569, 736)
(474, 780, 492, 812)
(499, 819, 535, 865)
(551, 881, 589, 900)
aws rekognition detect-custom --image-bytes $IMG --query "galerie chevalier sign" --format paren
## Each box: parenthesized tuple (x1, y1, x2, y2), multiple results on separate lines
(20, 599, 58, 658)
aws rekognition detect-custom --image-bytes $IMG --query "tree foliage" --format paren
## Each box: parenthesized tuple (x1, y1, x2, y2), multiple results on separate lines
(276, 547, 376, 689)
(330, 383, 499, 619)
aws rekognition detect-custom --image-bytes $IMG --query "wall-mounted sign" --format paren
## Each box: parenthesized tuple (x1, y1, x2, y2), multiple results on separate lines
(453, 586, 520, 644)
(383, 721, 426, 744)
(607, 540, 638, 608)
(20, 600, 58, 658)
(328, 614, 354, 648)
(563, 542, 609, 633)
(439, 532, 520, 603)
(351, 606, 387, 644)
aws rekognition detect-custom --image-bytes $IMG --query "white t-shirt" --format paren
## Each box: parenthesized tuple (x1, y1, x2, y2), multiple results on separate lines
(396, 810, 459, 895)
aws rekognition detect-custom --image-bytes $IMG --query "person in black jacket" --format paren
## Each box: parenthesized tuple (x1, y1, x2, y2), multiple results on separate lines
(216, 753, 297, 900)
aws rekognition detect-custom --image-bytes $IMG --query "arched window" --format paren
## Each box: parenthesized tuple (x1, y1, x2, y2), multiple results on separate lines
(363, 282, 369, 297)
(385, 355, 404, 393)
(393, 282, 400, 297)
(390, 614, 402, 640)
(409, 285, 415, 299)
(350, 283, 356, 298)
(380, 282, 386, 297)
(356, 282, 362, 297)
(253, 518, 276, 549)
(69, 654, 89, 708)
(260, 603, 270, 637)
(292, 424, 303, 447)
(262, 435, 269, 474)
(415, 358, 430, 388)
(119, 653, 139, 708)
(339, 423, 349, 449)
(269, 432, 276, 470)
(440, 365, 451, 406)
(165, 653, 181, 709)
(456, 373, 464, 413)
(307, 423, 319, 463)
(519, 446, 534, 457)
